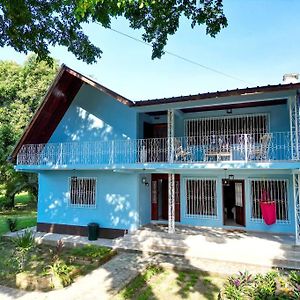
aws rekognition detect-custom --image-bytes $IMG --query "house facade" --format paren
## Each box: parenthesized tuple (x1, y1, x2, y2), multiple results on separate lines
(11, 65, 300, 243)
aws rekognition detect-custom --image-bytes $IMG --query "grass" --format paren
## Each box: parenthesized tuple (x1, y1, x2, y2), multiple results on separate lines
(116, 266, 225, 300)
(0, 192, 37, 236)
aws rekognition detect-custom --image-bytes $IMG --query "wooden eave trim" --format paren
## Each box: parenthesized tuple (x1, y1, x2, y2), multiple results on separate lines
(9, 65, 67, 162)
(134, 83, 300, 107)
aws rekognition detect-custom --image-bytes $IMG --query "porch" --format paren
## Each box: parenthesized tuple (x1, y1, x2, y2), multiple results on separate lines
(7, 225, 299, 271)
(117, 224, 300, 270)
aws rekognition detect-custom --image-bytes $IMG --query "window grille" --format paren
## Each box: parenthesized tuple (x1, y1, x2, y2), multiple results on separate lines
(185, 178, 217, 218)
(69, 177, 97, 208)
(185, 114, 268, 141)
(250, 179, 289, 223)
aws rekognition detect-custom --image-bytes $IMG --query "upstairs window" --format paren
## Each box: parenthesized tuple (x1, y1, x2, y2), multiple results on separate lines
(69, 177, 97, 208)
(185, 114, 269, 139)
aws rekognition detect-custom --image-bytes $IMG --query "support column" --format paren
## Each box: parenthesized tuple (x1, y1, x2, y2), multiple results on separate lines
(167, 109, 175, 233)
(167, 109, 175, 163)
(289, 95, 300, 160)
(293, 173, 300, 244)
(168, 173, 175, 233)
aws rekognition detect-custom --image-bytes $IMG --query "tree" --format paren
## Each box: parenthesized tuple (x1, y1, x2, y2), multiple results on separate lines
(0, 0, 227, 64)
(0, 55, 58, 208)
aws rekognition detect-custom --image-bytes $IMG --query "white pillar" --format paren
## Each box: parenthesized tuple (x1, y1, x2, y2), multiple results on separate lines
(167, 109, 175, 233)
(167, 109, 175, 163)
(293, 173, 300, 244)
(168, 173, 175, 233)
(289, 95, 300, 160)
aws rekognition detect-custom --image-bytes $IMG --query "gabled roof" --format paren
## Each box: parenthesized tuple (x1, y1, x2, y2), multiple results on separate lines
(10, 64, 300, 162)
(10, 65, 133, 162)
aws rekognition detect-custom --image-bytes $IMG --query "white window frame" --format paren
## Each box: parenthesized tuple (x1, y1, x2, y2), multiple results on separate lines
(69, 177, 97, 208)
(185, 177, 217, 219)
(250, 178, 290, 224)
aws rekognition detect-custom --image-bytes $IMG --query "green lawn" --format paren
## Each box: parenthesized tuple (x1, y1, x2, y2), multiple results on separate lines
(0, 192, 37, 236)
(116, 266, 225, 300)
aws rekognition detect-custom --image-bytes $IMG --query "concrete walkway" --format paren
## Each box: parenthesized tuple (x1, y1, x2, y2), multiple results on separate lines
(0, 252, 154, 300)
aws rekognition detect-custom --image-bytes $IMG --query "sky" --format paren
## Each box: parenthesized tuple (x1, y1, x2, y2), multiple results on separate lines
(0, 0, 300, 101)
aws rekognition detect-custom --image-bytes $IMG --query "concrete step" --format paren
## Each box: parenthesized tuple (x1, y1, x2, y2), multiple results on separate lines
(129, 228, 297, 243)
(116, 235, 300, 270)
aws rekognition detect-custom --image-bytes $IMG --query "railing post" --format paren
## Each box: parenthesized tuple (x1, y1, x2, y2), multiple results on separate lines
(59, 143, 63, 165)
(110, 140, 114, 164)
(244, 134, 248, 162)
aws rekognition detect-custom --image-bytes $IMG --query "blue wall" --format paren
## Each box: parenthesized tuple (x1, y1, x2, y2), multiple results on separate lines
(179, 170, 295, 234)
(38, 170, 140, 231)
(138, 173, 151, 225)
(49, 84, 137, 143)
(137, 103, 290, 139)
(37, 168, 295, 235)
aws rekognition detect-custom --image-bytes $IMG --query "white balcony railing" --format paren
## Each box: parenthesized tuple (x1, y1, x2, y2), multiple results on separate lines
(16, 132, 295, 166)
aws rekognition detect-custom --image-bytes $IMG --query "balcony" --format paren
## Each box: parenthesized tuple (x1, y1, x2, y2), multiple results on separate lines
(16, 132, 297, 169)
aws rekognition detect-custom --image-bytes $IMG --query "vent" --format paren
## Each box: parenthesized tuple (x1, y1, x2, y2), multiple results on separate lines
(283, 73, 299, 84)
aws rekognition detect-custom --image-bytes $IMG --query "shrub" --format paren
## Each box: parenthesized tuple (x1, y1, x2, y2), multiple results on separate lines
(11, 230, 36, 271)
(12, 230, 36, 251)
(220, 270, 300, 300)
(47, 260, 73, 287)
(0, 197, 12, 210)
(6, 218, 18, 232)
(51, 239, 64, 262)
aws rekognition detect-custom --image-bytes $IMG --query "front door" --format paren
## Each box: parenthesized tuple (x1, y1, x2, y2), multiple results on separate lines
(151, 174, 180, 222)
(222, 179, 245, 227)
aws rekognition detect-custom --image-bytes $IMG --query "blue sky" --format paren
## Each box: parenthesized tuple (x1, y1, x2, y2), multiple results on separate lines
(0, 0, 300, 101)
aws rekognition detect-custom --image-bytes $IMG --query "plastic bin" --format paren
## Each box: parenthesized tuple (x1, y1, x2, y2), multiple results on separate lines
(87, 223, 99, 241)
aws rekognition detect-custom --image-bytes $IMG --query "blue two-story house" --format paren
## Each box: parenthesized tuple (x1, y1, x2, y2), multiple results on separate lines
(11, 65, 300, 243)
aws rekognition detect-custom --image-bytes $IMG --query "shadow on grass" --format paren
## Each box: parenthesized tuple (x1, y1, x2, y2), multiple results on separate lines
(175, 268, 221, 300)
(117, 262, 223, 300)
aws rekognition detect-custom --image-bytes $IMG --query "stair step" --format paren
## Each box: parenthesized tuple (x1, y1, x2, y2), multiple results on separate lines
(115, 238, 300, 270)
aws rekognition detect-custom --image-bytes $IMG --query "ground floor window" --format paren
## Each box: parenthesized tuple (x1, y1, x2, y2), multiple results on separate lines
(69, 177, 97, 208)
(250, 179, 289, 223)
(185, 178, 217, 218)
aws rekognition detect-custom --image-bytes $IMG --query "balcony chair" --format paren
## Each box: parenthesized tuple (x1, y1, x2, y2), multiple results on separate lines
(174, 138, 193, 162)
(204, 137, 232, 162)
(248, 133, 271, 161)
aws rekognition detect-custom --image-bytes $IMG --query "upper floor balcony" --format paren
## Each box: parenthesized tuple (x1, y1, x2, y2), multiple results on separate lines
(16, 131, 299, 170)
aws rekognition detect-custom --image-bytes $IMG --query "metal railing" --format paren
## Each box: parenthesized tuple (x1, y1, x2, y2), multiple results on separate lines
(16, 132, 294, 166)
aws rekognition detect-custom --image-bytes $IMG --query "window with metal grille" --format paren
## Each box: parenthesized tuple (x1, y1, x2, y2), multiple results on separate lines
(185, 114, 268, 140)
(185, 178, 217, 218)
(69, 177, 96, 208)
(250, 179, 289, 223)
